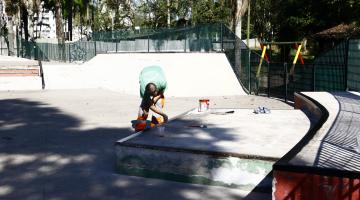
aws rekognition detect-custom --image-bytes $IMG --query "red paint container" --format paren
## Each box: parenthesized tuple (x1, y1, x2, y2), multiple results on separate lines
(198, 99, 210, 112)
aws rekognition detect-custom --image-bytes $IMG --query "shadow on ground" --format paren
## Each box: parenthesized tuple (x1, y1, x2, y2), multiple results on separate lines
(0, 98, 271, 200)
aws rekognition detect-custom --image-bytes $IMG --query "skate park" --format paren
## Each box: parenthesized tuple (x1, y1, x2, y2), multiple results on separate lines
(1, 22, 360, 200)
(0, 51, 295, 199)
(1, 44, 360, 199)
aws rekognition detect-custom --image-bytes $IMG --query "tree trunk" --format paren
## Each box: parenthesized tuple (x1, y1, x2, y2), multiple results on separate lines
(55, 0, 64, 44)
(21, 4, 29, 41)
(6, 17, 15, 56)
(55, 0, 65, 61)
(235, 0, 249, 39)
(167, 0, 170, 28)
(68, 0, 72, 41)
(234, 0, 243, 81)
(234, 0, 249, 87)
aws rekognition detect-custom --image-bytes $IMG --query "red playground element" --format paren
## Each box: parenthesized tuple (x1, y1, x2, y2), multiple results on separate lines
(273, 170, 360, 200)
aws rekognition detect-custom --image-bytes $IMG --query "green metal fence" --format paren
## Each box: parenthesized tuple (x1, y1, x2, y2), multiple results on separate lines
(347, 38, 360, 91)
(92, 24, 225, 53)
(248, 38, 360, 101)
(313, 41, 347, 91)
(3, 24, 359, 99)
(19, 39, 96, 62)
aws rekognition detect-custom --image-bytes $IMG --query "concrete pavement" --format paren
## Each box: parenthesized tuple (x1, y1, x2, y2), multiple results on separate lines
(0, 89, 293, 200)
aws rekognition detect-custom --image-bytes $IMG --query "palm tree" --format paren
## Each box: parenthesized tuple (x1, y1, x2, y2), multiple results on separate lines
(74, 0, 92, 38)
(3, 0, 19, 56)
(55, 0, 64, 44)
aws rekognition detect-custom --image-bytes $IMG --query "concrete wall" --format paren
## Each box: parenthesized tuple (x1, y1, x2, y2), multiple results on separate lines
(42, 53, 246, 97)
(116, 145, 273, 189)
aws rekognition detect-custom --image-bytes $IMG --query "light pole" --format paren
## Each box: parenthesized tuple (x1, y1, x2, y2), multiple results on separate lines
(247, 0, 251, 91)
(246, 0, 250, 47)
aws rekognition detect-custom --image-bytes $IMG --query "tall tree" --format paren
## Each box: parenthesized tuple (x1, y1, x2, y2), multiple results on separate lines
(20, 0, 29, 41)
(230, 0, 249, 39)
(93, 0, 112, 31)
(250, 0, 272, 41)
(54, 0, 64, 43)
(106, 0, 133, 30)
(3, 0, 19, 56)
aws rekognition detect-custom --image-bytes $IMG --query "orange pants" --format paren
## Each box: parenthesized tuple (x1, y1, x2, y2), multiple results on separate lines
(134, 97, 165, 132)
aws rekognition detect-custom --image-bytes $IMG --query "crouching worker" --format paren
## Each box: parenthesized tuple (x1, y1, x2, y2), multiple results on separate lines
(132, 65, 168, 132)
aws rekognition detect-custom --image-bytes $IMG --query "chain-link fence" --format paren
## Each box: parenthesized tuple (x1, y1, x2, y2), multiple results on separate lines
(92, 24, 225, 53)
(244, 38, 360, 102)
(19, 39, 96, 63)
(1, 24, 359, 99)
(313, 41, 347, 91)
(347, 38, 360, 91)
(0, 36, 8, 55)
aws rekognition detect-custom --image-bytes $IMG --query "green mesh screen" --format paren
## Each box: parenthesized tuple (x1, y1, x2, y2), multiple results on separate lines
(314, 41, 347, 91)
(220, 24, 256, 94)
(268, 63, 286, 99)
(93, 24, 223, 53)
(19, 39, 96, 62)
(347, 39, 360, 91)
(10, 24, 358, 99)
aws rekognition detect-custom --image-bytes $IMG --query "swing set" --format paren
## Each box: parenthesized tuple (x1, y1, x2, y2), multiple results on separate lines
(254, 41, 305, 95)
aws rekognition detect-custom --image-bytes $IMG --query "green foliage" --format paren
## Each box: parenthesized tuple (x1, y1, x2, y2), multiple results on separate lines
(4, 0, 360, 41)
(93, 2, 112, 31)
(135, 0, 230, 29)
(248, 0, 360, 42)
(138, 0, 168, 28)
(4, 0, 20, 16)
(287, 0, 358, 40)
(192, 0, 231, 25)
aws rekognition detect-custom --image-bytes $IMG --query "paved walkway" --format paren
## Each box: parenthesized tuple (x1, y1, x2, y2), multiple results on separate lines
(0, 89, 292, 200)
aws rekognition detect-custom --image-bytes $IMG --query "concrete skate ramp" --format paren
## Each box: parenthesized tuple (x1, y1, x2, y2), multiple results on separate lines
(43, 53, 246, 97)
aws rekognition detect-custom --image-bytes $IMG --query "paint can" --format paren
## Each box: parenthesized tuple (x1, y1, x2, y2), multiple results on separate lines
(198, 99, 210, 112)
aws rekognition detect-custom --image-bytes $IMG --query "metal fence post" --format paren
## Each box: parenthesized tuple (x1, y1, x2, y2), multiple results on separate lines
(248, 50, 251, 92)
(220, 23, 224, 52)
(148, 35, 150, 52)
(34, 45, 37, 60)
(184, 38, 187, 52)
(94, 41, 97, 56)
(267, 62, 270, 97)
(69, 43, 71, 62)
(116, 40, 118, 53)
(16, 28, 19, 57)
(284, 62, 288, 102)
(313, 63, 316, 91)
(344, 38, 350, 91)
